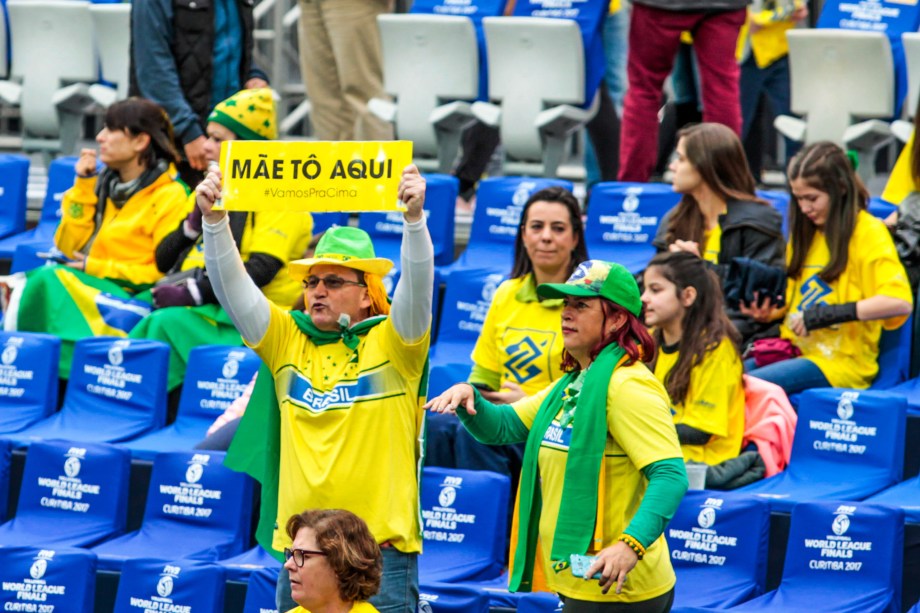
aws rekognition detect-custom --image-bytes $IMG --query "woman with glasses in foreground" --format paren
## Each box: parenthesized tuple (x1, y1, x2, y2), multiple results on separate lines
(283, 509, 383, 613)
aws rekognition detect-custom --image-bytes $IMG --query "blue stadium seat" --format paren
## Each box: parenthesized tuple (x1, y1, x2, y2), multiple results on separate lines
(668, 491, 770, 610)
(10, 240, 51, 273)
(869, 196, 898, 221)
(0, 440, 130, 547)
(0, 156, 79, 260)
(359, 173, 458, 268)
(311, 211, 351, 234)
(869, 316, 913, 390)
(0, 331, 60, 434)
(0, 546, 96, 611)
(429, 268, 507, 380)
(715, 501, 903, 613)
(740, 389, 906, 512)
(516, 593, 564, 613)
(242, 566, 281, 613)
(119, 345, 261, 460)
(91, 450, 252, 570)
(585, 182, 681, 274)
(756, 189, 790, 237)
(3, 337, 169, 447)
(0, 438, 9, 521)
(448, 177, 573, 275)
(419, 467, 510, 583)
(911, 600, 920, 613)
(0, 154, 28, 239)
(866, 474, 920, 523)
(218, 544, 282, 582)
(419, 582, 491, 613)
(113, 558, 226, 613)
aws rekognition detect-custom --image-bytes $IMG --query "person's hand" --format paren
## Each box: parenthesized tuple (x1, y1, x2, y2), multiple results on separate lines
(480, 381, 525, 404)
(184, 136, 209, 171)
(195, 167, 227, 224)
(152, 285, 197, 309)
(244, 77, 269, 89)
(423, 383, 476, 415)
(669, 239, 701, 257)
(884, 210, 898, 229)
(585, 542, 639, 595)
(64, 252, 86, 271)
(791, 4, 809, 22)
(75, 148, 97, 177)
(788, 312, 807, 337)
(398, 164, 426, 223)
(184, 205, 203, 237)
(739, 292, 779, 322)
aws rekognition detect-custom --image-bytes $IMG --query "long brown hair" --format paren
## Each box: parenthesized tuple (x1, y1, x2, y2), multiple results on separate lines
(786, 142, 868, 283)
(511, 186, 588, 279)
(645, 252, 741, 405)
(665, 123, 766, 247)
(560, 300, 655, 371)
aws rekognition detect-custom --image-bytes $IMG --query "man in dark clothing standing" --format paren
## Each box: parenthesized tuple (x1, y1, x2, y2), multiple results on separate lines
(130, 0, 268, 185)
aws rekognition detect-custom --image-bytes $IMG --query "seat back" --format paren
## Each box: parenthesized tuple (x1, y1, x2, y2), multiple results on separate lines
(175, 345, 260, 430)
(242, 566, 280, 613)
(434, 267, 506, 358)
(7, 0, 96, 136)
(359, 173, 458, 267)
(90, 4, 131, 99)
(779, 501, 902, 610)
(789, 389, 905, 491)
(0, 438, 9, 521)
(457, 176, 573, 272)
(419, 467, 510, 582)
(0, 546, 96, 611)
(377, 14, 479, 155)
(667, 491, 770, 608)
(903, 32, 920, 117)
(0, 154, 28, 238)
(41, 155, 77, 224)
(786, 29, 894, 143)
(0, 331, 60, 434)
(48, 337, 169, 442)
(113, 559, 226, 613)
(585, 182, 680, 267)
(141, 451, 252, 552)
(4, 440, 130, 546)
(419, 582, 491, 613)
(757, 189, 791, 237)
(311, 211, 351, 235)
(483, 17, 585, 160)
(871, 316, 912, 390)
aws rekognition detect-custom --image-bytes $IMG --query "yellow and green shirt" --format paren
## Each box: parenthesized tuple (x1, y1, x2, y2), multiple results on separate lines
(470, 274, 565, 394)
(287, 602, 379, 613)
(55, 169, 189, 285)
(249, 301, 430, 554)
(508, 362, 682, 603)
(781, 210, 913, 388)
(654, 338, 745, 465)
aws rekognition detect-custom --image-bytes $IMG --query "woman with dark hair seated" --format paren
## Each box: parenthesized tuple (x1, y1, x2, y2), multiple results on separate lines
(283, 508, 383, 613)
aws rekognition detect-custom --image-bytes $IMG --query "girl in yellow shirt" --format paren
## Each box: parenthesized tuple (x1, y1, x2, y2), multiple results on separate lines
(643, 251, 745, 466)
(742, 142, 913, 394)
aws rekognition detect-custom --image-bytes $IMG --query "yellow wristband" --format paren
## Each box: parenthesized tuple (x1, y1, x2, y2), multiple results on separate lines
(618, 533, 646, 560)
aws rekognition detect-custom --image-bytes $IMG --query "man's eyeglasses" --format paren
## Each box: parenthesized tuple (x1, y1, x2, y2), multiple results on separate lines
(284, 547, 327, 567)
(304, 275, 366, 290)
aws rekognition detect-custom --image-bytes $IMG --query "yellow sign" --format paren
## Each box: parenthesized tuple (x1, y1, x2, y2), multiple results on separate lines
(216, 140, 413, 212)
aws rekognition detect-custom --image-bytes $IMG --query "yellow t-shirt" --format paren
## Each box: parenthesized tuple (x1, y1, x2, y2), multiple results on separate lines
(881, 131, 916, 206)
(653, 338, 745, 465)
(781, 211, 913, 388)
(287, 602, 379, 613)
(702, 224, 722, 264)
(249, 302, 430, 554)
(508, 362, 683, 603)
(470, 275, 565, 395)
(180, 208, 313, 307)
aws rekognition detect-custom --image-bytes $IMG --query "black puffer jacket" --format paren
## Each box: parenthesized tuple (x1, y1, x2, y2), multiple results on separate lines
(653, 199, 786, 345)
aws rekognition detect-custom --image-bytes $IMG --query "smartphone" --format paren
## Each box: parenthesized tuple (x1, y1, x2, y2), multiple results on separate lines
(36, 251, 71, 264)
(569, 554, 602, 580)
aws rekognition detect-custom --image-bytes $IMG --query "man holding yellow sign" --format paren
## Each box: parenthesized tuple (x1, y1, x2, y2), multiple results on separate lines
(217, 140, 414, 213)
(197, 162, 432, 613)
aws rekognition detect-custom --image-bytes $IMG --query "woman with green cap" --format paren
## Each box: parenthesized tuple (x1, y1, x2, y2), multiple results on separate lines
(426, 260, 688, 611)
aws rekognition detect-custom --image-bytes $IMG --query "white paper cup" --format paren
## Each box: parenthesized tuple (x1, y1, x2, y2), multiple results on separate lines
(685, 462, 708, 490)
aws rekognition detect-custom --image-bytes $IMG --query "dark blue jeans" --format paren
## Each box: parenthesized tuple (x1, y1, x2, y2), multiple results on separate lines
(276, 546, 418, 612)
(746, 357, 830, 396)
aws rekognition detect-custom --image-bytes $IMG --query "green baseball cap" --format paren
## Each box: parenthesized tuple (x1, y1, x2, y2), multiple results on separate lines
(537, 260, 642, 316)
(288, 226, 393, 280)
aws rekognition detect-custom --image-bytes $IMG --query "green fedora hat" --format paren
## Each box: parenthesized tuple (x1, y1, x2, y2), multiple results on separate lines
(537, 259, 642, 316)
(289, 226, 393, 280)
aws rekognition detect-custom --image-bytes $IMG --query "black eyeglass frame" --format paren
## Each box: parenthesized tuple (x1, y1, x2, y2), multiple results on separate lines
(284, 547, 328, 567)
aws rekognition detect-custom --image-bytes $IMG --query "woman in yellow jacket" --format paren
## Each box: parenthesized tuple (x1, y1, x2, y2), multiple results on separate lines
(54, 97, 190, 285)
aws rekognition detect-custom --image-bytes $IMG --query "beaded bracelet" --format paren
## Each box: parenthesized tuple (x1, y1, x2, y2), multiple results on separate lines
(618, 533, 646, 560)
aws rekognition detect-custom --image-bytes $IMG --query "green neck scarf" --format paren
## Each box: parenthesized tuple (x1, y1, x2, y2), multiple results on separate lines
(290, 311, 387, 352)
(510, 343, 627, 592)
